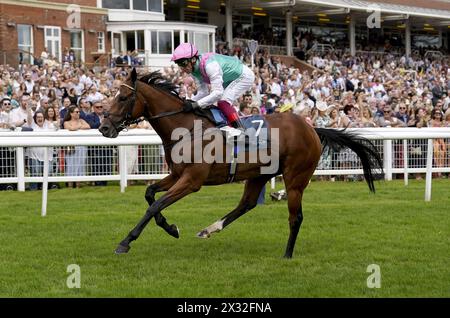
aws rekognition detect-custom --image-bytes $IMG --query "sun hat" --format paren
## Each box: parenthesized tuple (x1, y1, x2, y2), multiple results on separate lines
(316, 101, 328, 112)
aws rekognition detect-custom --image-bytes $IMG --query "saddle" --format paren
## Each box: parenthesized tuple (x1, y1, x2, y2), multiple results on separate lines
(193, 106, 271, 183)
(193, 106, 270, 152)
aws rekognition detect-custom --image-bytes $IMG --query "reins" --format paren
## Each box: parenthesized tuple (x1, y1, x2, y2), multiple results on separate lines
(119, 82, 186, 122)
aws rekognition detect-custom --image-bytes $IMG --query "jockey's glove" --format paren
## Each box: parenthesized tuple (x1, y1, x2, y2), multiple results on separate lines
(183, 100, 200, 112)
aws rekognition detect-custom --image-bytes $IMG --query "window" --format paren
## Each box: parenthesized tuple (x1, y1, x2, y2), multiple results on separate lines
(125, 30, 144, 52)
(136, 30, 145, 51)
(133, 0, 146, 11)
(102, 0, 162, 12)
(194, 33, 209, 54)
(147, 0, 162, 12)
(158, 31, 171, 54)
(125, 31, 136, 51)
(44, 26, 61, 62)
(113, 33, 122, 55)
(97, 32, 105, 52)
(102, 0, 130, 9)
(174, 31, 180, 47)
(70, 31, 84, 62)
(209, 33, 214, 52)
(185, 31, 210, 54)
(151, 32, 157, 54)
(150, 31, 172, 54)
(17, 24, 33, 64)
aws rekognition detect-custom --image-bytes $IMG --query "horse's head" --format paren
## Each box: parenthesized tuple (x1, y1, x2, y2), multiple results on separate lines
(99, 68, 146, 138)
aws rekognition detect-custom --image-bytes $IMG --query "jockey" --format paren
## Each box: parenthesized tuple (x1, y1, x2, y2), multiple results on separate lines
(171, 43, 255, 132)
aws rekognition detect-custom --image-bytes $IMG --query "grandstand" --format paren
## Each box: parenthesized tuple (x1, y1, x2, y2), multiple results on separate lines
(2, 1, 450, 68)
(1, 0, 450, 192)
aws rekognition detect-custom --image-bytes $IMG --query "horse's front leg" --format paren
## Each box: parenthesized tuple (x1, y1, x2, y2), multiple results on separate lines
(145, 174, 179, 238)
(115, 173, 204, 254)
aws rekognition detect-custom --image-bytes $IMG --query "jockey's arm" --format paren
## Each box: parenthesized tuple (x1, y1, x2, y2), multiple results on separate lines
(193, 61, 224, 108)
(191, 81, 209, 102)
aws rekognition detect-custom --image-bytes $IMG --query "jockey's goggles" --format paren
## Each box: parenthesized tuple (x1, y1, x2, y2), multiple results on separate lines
(175, 59, 190, 67)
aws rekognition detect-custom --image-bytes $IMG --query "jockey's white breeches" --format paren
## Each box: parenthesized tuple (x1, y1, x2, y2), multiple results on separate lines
(221, 65, 255, 104)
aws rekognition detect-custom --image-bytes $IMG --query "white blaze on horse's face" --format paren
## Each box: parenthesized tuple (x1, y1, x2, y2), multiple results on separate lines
(114, 89, 120, 99)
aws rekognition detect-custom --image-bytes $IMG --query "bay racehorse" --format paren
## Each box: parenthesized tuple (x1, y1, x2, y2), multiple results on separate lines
(99, 68, 383, 258)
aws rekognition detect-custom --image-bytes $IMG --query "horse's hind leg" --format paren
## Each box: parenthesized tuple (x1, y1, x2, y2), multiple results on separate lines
(283, 188, 304, 258)
(197, 176, 270, 238)
(145, 174, 179, 238)
(282, 171, 311, 259)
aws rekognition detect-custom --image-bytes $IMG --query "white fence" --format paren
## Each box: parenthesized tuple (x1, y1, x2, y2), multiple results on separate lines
(1, 128, 450, 202)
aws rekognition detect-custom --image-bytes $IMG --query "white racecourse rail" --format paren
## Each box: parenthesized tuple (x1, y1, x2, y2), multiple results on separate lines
(0, 128, 450, 215)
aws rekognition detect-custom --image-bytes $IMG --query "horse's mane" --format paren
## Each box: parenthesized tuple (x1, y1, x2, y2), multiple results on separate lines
(139, 71, 182, 101)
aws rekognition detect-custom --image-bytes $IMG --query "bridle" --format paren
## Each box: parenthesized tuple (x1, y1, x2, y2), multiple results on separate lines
(107, 80, 189, 132)
(110, 77, 209, 154)
(104, 82, 143, 132)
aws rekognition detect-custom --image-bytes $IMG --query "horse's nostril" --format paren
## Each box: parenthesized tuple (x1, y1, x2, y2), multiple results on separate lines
(100, 125, 109, 133)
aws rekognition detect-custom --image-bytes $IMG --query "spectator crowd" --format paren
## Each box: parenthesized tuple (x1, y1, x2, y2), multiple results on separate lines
(1, 36, 450, 190)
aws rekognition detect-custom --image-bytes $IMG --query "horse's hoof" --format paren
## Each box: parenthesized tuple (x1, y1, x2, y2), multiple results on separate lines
(115, 244, 130, 254)
(196, 229, 210, 239)
(168, 224, 180, 239)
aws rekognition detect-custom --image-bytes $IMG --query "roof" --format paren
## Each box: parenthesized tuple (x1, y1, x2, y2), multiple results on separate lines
(299, 0, 450, 19)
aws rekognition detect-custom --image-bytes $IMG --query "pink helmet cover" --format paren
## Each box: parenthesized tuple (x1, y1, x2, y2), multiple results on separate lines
(171, 43, 199, 61)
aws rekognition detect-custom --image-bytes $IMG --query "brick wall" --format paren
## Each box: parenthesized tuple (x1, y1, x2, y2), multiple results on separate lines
(38, 0, 99, 7)
(0, 2, 108, 67)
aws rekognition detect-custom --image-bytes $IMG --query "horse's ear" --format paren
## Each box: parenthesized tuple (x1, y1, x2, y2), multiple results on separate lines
(131, 68, 137, 83)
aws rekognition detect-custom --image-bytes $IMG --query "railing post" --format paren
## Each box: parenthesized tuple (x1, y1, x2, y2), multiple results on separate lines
(41, 147, 49, 217)
(16, 147, 25, 191)
(118, 146, 127, 193)
(383, 140, 393, 181)
(425, 139, 433, 202)
(403, 139, 408, 186)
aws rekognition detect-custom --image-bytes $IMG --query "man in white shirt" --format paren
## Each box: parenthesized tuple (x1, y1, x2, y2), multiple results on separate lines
(23, 73, 34, 93)
(86, 85, 104, 104)
(79, 69, 92, 88)
(0, 98, 14, 130)
(40, 47, 49, 62)
(270, 77, 282, 97)
(287, 73, 301, 89)
(11, 94, 32, 128)
(71, 77, 85, 96)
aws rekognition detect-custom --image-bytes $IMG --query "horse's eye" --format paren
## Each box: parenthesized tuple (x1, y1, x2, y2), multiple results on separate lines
(119, 95, 127, 102)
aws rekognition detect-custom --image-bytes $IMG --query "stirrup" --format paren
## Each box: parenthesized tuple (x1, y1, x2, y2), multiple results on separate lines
(219, 125, 242, 137)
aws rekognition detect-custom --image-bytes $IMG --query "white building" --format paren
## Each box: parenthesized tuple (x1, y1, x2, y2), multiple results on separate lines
(98, 0, 217, 68)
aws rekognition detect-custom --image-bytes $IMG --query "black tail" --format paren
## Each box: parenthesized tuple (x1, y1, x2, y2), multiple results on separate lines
(315, 128, 384, 193)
